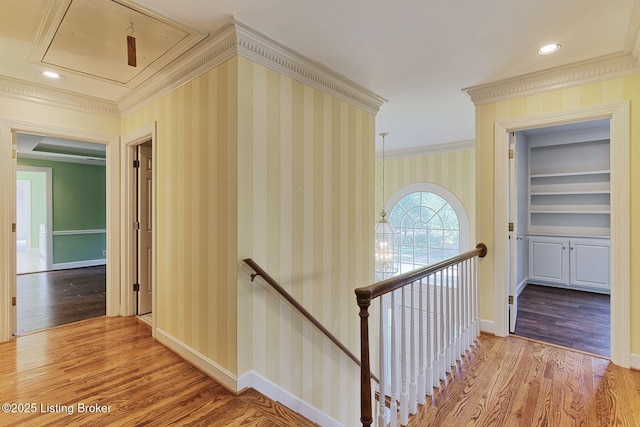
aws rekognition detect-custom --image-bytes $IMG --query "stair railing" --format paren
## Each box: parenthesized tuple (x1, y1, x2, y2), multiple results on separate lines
(243, 258, 379, 383)
(355, 243, 487, 427)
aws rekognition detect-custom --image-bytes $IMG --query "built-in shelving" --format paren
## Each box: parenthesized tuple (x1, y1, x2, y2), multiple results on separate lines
(528, 139, 610, 237)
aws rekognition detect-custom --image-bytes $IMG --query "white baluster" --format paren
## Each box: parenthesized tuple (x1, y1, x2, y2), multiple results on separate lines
(418, 278, 426, 403)
(473, 257, 480, 340)
(378, 297, 390, 427)
(390, 290, 398, 427)
(439, 270, 447, 380)
(400, 287, 408, 426)
(425, 274, 433, 396)
(409, 282, 418, 414)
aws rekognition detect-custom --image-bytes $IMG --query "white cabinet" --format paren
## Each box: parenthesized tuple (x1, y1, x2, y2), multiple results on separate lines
(528, 235, 609, 293)
(528, 236, 568, 285)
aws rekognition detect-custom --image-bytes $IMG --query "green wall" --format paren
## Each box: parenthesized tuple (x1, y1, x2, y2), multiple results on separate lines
(17, 158, 106, 264)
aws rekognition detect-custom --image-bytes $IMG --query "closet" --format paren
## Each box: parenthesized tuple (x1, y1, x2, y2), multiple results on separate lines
(520, 119, 610, 294)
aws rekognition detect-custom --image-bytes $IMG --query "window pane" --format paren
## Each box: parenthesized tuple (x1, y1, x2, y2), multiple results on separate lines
(387, 189, 461, 277)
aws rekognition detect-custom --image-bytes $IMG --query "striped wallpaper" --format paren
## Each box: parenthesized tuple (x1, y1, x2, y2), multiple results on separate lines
(236, 56, 374, 426)
(123, 55, 375, 425)
(475, 74, 640, 350)
(122, 58, 239, 373)
(379, 148, 476, 244)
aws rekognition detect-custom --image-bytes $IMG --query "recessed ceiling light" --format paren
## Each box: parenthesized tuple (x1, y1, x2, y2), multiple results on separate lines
(537, 43, 562, 55)
(41, 70, 62, 79)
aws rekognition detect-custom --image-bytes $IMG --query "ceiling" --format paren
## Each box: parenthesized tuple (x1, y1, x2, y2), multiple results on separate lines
(1, 0, 638, 153)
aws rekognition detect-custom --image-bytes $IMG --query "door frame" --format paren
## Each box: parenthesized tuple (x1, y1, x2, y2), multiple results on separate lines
(493, 101, 630, 368)
(121, 123, 157, 334)
(16, 166, 53, 272)
(0, 118, 120, 341)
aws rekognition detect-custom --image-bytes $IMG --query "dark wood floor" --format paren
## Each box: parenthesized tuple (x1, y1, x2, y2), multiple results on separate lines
(17, 266, 106, 335)
(514, 284, 610, 358)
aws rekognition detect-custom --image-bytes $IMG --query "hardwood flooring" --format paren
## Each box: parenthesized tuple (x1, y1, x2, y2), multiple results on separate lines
(514, 284, 610, 357)
(0, 317, 317, 427)
(2, 316, 639, 427)
(17, 266, 106, 334)
(407, 333, 640, 426)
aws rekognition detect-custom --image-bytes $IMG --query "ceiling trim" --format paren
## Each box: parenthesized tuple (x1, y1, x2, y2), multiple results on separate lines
(234, 21, 387, 115)
(381, 139, 475, 159)
(18, 151, 106, 166)
(464, 53, 640, 106)
(0, 76, 119, 116)
(119, 19, 386, 117)
(28, 0, 208, 88)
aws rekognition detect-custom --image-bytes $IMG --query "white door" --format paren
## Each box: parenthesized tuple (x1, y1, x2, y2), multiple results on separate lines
(137, 142, 153, 315)
(508, 133, 518, 333)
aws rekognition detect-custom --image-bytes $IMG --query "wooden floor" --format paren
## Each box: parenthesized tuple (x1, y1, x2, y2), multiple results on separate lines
(406, 333, 640, 427)
(2, 317, 639, 427)
(17, 266, 106, 334)
(0, 317, 317, 427)
(514, 284, 610, 357)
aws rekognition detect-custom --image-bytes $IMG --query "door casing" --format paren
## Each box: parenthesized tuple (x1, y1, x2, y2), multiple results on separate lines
(0, 118, 119, 342)
(121, 123, 157, 334)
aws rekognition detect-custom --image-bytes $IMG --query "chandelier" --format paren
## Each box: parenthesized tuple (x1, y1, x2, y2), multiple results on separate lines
(374, 132, 399, 280)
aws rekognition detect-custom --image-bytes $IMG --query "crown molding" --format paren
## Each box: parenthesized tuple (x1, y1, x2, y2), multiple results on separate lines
(119, 19, 386, 117)
(233, 20, 386, 115)
(0, 76, 119, 116)
(464, 53, 640, 106)
(380, 139, 475, 159)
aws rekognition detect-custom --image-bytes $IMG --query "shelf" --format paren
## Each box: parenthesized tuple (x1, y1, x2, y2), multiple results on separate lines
(531, 191, 610, 196)
(530, 170, 610, 179)
(530, 205, 610, 214)
(529, 225, 610, 237)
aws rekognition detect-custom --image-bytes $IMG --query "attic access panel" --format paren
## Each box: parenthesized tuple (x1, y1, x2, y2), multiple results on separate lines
(37, 0, 203, 86)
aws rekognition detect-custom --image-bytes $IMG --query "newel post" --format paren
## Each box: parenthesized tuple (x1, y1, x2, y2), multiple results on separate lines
(357, 291, 373, 426)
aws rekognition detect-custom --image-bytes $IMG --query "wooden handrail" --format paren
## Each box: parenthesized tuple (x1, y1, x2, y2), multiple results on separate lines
(355, 243, 487, 304)
(355, 243, 488, 426)
(243, 258, 379, 384)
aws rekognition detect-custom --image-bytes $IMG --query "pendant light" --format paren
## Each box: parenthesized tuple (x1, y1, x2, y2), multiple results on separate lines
(374, 132, 399, 280)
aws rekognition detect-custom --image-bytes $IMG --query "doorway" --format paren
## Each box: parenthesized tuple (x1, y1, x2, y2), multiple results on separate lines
(493, 102, 630, 368)
(135, 141, 153, 316)
(15, 134, 108, 334)
(508, 120, 611, 358)
(2, 120, 119, 341)
(121, 123, 156, 327)
(16, 166, 52, 274)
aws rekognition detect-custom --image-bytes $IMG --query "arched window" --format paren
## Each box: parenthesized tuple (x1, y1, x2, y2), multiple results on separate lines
(386, 183, 469, 274)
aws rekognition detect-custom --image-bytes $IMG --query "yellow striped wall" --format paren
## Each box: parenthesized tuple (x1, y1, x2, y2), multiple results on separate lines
(122, 58, 239, 373)
(123, 55, 375, 425)
(237, 56, 375, 426)
(475, 74, 640, 351)
(380, 149, 476, 244)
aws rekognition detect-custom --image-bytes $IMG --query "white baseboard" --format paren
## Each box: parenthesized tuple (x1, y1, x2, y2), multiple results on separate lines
(516, 278, 528, 297)
(153, 329, 340, 425)
(238, 371, 343, 427)
(51, 258, 106, 270)
(480, 319, 495, 334)
(631, 353, 640, 370)
(155, 328, 238, 393)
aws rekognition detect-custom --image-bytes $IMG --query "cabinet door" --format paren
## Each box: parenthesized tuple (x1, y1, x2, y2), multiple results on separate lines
(528, 237, 569, 284)
(569, 238, 610, 290)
